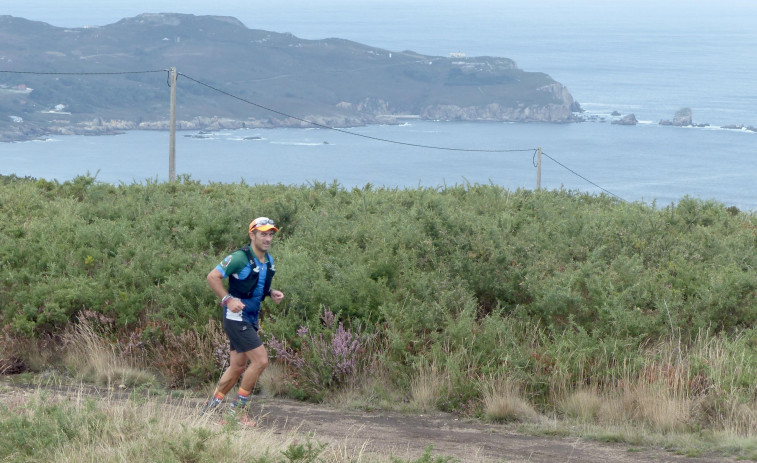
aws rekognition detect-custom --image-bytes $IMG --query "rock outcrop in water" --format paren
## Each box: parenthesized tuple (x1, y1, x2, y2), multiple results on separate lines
(611, 113, 638, 125)
(659, 108, 693, 126)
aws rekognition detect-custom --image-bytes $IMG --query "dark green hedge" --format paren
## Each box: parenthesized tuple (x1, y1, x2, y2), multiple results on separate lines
(3, 174, 757, 395)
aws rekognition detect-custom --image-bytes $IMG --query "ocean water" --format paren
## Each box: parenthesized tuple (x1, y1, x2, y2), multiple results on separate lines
(4, 121, 755, 209)
(2, 1, 756, 208)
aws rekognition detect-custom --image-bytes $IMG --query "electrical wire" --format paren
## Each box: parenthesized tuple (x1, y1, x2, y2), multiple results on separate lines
(177, 71, 535, 154)
(541, 150, 628, 202)
(0, 69, 166, 76)
(2, 68, 627, 198)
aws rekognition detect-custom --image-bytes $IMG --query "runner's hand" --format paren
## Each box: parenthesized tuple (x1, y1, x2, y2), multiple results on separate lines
(270, 289, 285, 304)
(227, 298, 244, 313)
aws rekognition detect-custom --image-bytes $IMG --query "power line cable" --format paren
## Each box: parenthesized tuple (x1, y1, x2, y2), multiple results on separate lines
(0, 69, 167, 76)
(1, 67, 531, 153)
(4, 68, 626, 198)
(177, 71, 535, 154)
(175, 72, 632, 201)
(541, 150, 628, 202)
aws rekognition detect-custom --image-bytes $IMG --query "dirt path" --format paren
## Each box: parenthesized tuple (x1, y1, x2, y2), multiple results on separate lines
(247, 398, 733, 463)
(0, 381, 737, 462)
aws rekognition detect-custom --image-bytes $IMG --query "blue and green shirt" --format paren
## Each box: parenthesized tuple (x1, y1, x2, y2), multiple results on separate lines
(216, 246, 275, 328)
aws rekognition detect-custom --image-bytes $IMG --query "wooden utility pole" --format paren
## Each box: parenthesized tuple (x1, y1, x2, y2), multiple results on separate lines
(168, 67, 177, 182)
(536, 146, 542, 190)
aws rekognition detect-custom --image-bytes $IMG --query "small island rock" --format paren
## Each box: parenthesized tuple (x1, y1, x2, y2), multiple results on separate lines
(612, 113, 638, 125)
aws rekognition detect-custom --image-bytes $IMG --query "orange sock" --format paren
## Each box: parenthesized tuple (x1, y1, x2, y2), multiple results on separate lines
(235, 387, 251, 407)
(203, 389, 225, 413)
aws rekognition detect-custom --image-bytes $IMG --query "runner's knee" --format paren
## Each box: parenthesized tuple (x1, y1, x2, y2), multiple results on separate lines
(229, 364, 246, 376)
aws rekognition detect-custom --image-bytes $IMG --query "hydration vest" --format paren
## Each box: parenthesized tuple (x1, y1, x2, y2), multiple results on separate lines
(227, 245, 275, 299)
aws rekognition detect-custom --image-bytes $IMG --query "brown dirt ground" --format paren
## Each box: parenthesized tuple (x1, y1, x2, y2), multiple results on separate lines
(0, 381, 740, 463)
(245, 397, 737, 463)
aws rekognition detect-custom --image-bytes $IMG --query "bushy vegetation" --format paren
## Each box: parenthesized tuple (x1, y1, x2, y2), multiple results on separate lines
(2, 173, 757, 444)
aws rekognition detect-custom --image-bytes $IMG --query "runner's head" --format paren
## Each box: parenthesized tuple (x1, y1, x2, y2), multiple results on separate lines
(249, 217, 278, 233)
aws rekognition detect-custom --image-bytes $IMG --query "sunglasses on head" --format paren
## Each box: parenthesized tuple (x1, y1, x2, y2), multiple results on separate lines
(253, 218, 274, 227)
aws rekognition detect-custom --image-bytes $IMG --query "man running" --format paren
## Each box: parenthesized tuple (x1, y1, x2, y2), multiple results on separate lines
(204, 217, 285, 423)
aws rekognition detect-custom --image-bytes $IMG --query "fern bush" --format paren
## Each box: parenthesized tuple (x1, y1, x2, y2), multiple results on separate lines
(2, 174, 757, 418)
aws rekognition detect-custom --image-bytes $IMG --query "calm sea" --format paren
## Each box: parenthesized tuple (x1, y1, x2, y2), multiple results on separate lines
(2, 1, 756, 209)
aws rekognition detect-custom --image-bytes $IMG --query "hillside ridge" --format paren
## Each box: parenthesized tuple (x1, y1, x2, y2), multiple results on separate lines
(0, 13, 582, 141)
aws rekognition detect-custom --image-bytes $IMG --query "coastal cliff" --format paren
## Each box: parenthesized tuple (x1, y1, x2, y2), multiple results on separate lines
(0, 14, 582, 142)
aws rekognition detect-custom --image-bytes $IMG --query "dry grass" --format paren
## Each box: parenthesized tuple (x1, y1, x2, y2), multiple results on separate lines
(558, 374, 694, 434)
(551, 373, 757, 458)
(62, 317, 157, 388)
(720, 398, 757, 438)
(481, 376, 539, 423)
(558, 389, 602, 422)
(148, 318, 229, 388)
(598, 385, 693, 434)
(409, 362, 447, 412)
(548, 331, 757, 439)
(15, 315, 757, 460)
(0, 385, 410, 463)
(634, 387, 693, 433)
(0, 331, 60, 375)
(30, 390, 308, 462)
(257, 360, 289, 397)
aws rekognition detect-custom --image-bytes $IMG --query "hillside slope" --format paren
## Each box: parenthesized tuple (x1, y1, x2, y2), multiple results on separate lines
(0, 13, 581, 140)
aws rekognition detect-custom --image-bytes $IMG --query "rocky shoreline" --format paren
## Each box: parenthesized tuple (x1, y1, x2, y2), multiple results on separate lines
(0, 115, 369, 143)
(2, 107, 754, 143)
(1, 102, 583, 143)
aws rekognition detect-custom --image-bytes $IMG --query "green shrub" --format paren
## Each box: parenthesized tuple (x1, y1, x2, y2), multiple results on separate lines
(3, 174, 757, 418)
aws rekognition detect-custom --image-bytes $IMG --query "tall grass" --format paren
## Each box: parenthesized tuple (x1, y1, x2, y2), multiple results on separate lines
(480, 376, 539, 423)
(2, 318, 451, 463)
(0, 387, 458, 463)
(409, 361, 447, 412)
(62, 315, 157, 388)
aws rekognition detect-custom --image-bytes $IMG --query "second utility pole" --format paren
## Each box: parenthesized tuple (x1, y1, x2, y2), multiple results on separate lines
(169, 67, 177, 182)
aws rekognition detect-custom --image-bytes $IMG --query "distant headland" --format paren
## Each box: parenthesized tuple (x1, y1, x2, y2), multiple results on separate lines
(0, 13, 582, 142)
(2, 14, 753, 143)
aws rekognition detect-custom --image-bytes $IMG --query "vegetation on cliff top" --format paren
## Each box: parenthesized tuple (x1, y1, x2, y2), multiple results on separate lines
(2, 174, 757, 457)
(0, 13, 579, 141)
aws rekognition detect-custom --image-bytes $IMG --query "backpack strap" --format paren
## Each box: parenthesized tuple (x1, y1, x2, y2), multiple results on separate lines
(241, 246, 270, 274)
(240, 245, 256, 266)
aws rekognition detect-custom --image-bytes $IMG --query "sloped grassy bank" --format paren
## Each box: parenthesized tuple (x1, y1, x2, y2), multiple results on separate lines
(2, 174, 757, 440)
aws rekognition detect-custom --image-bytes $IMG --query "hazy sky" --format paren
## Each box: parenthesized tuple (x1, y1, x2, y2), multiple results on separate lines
(7, 0, 755, 34)
(5, 0, 755, 60)
(9, 0, 427, 29)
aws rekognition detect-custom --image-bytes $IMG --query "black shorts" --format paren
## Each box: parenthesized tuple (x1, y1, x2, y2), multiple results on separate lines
(223, 318, 263, 353)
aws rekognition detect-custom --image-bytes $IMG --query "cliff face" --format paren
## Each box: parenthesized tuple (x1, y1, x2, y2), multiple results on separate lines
(421, 102, 575, 122)
(421, 83, 579, 122)
(0, 14, 581, 141)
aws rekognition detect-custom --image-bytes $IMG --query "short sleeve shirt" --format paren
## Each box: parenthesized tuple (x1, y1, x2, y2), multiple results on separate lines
(216, 250, 268, 326)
